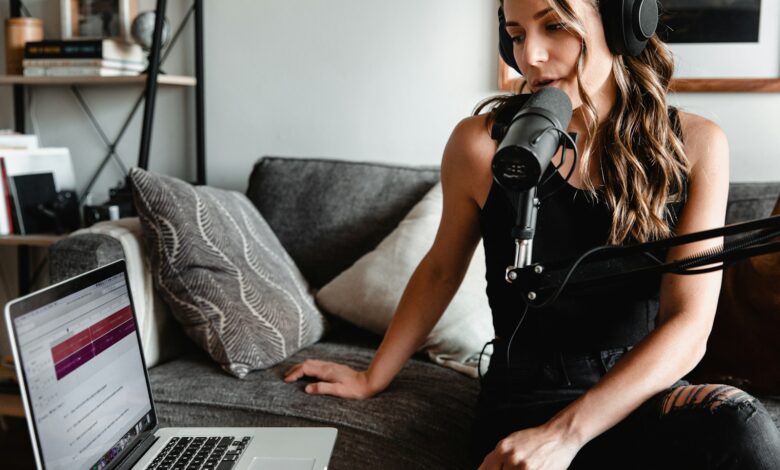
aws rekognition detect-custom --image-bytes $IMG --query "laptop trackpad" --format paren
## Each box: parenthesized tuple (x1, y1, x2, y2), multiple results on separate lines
(248, 457, 315, 470)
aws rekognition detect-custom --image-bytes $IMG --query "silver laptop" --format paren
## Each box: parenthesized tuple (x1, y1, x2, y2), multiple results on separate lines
(4, 260, 336, 470)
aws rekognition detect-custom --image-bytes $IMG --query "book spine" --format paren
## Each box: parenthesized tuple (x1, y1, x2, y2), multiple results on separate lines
(0, 157, 17, 234)
(0, 158, 16, 235)
(24, 67, 140, 77)
(25, 41, 105, 59)
(23, 58, 146, 68)
(24, 40, 144, 62)
(7, 176, 24, 235)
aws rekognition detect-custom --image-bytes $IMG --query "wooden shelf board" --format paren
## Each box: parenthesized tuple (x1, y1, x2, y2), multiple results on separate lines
(0, 234, 66, 247)
(0, 393, 24, 418)
(0, 74, 196, 87)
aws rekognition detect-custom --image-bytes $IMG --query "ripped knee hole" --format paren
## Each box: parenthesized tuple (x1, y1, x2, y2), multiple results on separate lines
(660, 384, 752, 415)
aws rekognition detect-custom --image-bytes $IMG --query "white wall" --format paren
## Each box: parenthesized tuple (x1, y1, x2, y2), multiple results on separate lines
(203, 0, 498, 190)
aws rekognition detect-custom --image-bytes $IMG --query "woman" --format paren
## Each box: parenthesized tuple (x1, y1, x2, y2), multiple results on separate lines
(285, 0, 780, 468)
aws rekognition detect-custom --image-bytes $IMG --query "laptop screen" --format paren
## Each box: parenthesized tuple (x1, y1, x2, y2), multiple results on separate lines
(11, 266, 155, 469)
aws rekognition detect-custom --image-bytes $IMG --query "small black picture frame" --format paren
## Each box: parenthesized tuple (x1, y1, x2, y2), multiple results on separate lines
(8, 172, 57, 235)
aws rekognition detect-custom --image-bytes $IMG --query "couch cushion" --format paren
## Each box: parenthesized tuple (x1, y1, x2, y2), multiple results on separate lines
(726, 182, 780, 224)
(149, 336, 480, 470)
(130, 168, 326, 378)
(246, 157, 440, 288)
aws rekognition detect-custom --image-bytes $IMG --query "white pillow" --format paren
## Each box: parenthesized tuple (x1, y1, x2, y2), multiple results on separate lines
(315, 183, 494, 377)
(73, 218, 184, 368)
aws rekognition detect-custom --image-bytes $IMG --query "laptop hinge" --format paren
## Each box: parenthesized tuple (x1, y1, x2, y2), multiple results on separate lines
(112, 426, 161, 470)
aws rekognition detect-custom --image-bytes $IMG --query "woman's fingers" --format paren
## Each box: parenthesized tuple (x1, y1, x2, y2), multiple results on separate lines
(284, 360, 341, 383)
(283, 361, 374, 400)
(304, 382, 343, 396)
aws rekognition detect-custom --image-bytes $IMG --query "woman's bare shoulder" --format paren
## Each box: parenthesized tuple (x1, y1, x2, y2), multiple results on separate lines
(446, 113, 497, 162)
(442, 113, 497, 209)
(676, 110, 729, 170)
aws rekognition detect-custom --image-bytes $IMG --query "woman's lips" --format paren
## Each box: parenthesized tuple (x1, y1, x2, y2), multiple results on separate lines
(535, 79, 558, 88)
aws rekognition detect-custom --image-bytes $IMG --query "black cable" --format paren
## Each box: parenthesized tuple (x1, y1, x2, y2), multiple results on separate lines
(671, 264, 725, 275)
(527, 244, 621, 309)
(477, 339, 496, 382)
(538, 128, 580, 201)
(641, 251, 665, 265)
(505, 302, 529, 367)
(538, 132, 567, 187)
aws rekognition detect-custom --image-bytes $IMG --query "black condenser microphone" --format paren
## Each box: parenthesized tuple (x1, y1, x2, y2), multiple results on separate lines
(492, 87, 573, 192)
(491, 87, 573, 280)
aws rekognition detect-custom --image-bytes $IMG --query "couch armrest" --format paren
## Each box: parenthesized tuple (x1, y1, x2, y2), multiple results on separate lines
(48, 218, 187, 367)
(49, 233, 125, 283)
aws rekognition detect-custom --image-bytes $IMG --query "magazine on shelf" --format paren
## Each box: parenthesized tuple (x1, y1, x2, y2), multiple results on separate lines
(0, 148, 76, 192)
(0, 134, 39, 150)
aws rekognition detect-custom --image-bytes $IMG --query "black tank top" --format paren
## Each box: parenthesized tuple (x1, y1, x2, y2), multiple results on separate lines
(479, 98, 686, 355)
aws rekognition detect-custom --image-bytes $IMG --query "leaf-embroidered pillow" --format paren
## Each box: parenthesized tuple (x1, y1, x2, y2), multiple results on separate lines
(130, 168, 326, 378)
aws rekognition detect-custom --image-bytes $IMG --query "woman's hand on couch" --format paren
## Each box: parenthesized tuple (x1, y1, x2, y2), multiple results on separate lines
(284, 359, 378, 400)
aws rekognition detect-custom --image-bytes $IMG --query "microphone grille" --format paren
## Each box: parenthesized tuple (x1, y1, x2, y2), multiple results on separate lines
(524, 87, 573, 129)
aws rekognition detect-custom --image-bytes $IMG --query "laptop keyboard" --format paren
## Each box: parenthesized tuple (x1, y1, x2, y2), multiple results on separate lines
(145, 435, 252, 470)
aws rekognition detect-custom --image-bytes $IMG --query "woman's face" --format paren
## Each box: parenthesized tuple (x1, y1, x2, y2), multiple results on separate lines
(503, 0, 615, 110)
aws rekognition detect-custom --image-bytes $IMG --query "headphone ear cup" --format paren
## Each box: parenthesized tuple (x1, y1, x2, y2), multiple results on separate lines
(498, 6, 522, 74)
(600, 0, 658, 57)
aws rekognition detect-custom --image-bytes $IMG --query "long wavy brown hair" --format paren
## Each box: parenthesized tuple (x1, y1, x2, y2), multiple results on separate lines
(479, 0, 690, 245)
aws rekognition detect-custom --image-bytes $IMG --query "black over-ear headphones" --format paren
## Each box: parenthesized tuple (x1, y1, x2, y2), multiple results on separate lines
(498, 0, 659, 74)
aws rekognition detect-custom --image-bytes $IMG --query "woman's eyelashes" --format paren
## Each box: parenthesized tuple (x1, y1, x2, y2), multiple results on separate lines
(510, 23, 566, 44)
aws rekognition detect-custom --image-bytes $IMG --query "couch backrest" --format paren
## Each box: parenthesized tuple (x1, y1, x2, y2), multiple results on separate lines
(247, 157, 440, 288)
(247, 157, 779, 288)
(725, 182, 780, 224)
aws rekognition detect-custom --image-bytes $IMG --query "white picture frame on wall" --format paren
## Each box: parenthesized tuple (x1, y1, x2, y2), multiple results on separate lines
(60, 0, 138, 41)
(666, 0, 778, 79)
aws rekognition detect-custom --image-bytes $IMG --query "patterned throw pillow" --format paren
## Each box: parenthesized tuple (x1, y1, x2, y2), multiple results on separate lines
(129, 168, 326, 378)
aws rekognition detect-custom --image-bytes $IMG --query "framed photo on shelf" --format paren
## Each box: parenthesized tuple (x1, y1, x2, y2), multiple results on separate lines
(60, 0, 138, 41)
(498, 0, 780, 92)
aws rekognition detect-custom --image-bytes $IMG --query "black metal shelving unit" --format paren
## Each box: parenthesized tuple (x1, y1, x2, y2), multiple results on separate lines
(5, 0, 206, 294)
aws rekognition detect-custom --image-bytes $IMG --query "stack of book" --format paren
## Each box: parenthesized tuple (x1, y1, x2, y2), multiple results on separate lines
(23, 38, 147, 77)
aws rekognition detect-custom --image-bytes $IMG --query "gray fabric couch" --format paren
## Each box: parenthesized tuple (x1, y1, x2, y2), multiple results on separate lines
(49, 157, 780, 470)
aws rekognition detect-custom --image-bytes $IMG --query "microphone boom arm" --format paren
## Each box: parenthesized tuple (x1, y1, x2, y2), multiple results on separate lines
(508, 215, 780, 307)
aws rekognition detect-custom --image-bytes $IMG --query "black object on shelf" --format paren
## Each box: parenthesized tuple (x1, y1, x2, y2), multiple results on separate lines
(7, 172, 57, 235)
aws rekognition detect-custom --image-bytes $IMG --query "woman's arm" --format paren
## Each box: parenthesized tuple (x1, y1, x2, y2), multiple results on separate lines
(479, 114, 730, 469)
(284, 116, 494, 399)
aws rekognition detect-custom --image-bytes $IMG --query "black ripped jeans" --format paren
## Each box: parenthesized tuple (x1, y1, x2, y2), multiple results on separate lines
(472, 347, 780, 469)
